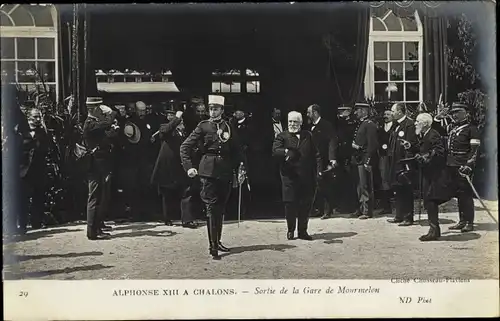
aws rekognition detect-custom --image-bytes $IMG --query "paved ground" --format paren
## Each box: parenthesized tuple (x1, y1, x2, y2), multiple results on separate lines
(3, 200, 498, 280)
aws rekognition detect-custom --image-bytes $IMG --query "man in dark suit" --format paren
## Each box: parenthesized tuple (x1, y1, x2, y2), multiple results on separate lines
(350, 103, 379, 219)
(387, 103, 418, 226)
(273, 111, 323, 241)
(151, 108, 197, 228)
(18, 108, 51, 233)
(82, 97, 119, 240)
(180, 95, 244, 260)
(306, 104, 338, 219)
(377, 109, 394, 214)
(410, 113, 447, 241)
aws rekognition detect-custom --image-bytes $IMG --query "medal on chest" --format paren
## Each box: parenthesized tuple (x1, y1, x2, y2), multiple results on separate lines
(398, 130, 405, 138)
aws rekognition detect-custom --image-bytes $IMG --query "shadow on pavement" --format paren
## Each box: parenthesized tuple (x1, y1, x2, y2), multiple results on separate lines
(17, 251, 104, 262)
(13, 228, 83, 242)
(221, 244, 296, 257)
(9, 264, 114, 279)
(438, 232, 481, 242)
(112, 223, 164, 231)
(311, 232, 358, 244)
(110, 230, 178, 239)
(417, 218, 456, 226)
(474, 222, 499, 232)
(255, 220, 284, 224)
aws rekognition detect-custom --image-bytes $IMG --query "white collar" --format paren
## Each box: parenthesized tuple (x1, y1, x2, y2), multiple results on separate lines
(313, 117, 321, 125)
(423, 127, 431, 137)
(397, 115, 407, 124)
(384, 121, 393, 131)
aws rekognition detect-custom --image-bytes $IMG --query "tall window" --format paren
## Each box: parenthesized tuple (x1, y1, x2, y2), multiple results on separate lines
(0, 4, 59, 101)
(364, 9, 423, 110)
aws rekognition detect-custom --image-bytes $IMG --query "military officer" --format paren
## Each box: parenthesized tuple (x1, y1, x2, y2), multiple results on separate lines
(335, 106, 359, 213)
(180, 95, 244, 260)
(350, 103, 379, 219)
(387, 102, 418, 226)
(445, 103, 480, 233)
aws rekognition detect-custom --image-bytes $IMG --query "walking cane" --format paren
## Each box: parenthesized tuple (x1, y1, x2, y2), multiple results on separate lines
(417, 163, 423, 222)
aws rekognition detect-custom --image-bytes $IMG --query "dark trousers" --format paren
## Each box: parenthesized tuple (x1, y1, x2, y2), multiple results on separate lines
(378, 156, 393, 211)
(284, 197, 312, 235)
(19, 177, 46, 231)
(353, 164, 375, 216)
(424, 199, 440, 228)
(448, 167, 475, 223)
(334, 163, 358, 212)
(182, 177, 204, 221)
(160, 184, 196, 224)
(316, 175, 336, 214)
(394, 184, 414, 222)
(87, 171, 111, 237)
(200, 177, 231, 251)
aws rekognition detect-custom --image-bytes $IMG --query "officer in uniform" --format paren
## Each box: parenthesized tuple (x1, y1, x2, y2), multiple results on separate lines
(180, 95, 244, 260)
(445, 103, 480, 233)
(350, 103, 379, 219)
(335, 106, 358, 213)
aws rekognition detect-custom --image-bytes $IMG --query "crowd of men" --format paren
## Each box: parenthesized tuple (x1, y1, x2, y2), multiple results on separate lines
(8, 90, 481, 260)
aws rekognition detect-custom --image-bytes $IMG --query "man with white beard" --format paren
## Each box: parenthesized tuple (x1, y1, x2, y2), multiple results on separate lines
(272, 111, 323, 240)
(412, 113, 447, 241)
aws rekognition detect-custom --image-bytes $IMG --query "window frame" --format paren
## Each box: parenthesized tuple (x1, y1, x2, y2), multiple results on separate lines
(365, 10, 423, 105)
(0, 4, 58, 102)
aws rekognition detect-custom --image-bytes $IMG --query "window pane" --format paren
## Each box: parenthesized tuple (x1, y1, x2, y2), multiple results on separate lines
(37, 61, 55, 82)
(374, 42, 387, 60)
(401, 16, 418, 31)
(404, 42, 419, 60)
(1, 61, 15, 83)
(373, 18, 386, 31)
(31, 5, 54, 27)
(17, 38, 35, 59)
(389, 62, 403, 81)
(405, 83, 420, 101)
(17, 61, 37, 82)
(221, 83, 231, 93)
(388, 83, 403, 102)
(10, 5, 35, 26)
(374, 62, 388, 81)
(212, 82, 220, 93)
(247, 81, 260, 93)
(374, 83, 389, 101)
(0, 12, 13, 27)
(405, 62, 419, 81)
(231, 82, 241, 93)
(37, 38, 55, 59)
(385, 12, 402, 31)
(1, 37, 15, 59)
(389, 42, 403, 60)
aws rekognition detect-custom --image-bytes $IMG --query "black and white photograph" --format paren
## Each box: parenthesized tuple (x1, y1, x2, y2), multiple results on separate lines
(2, 2, 498, 319)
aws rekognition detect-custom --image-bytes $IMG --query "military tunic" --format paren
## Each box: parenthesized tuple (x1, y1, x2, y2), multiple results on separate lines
(180, 118, 242, 253)
(351, 118, 379, 216)
(444, 121, 480, 224)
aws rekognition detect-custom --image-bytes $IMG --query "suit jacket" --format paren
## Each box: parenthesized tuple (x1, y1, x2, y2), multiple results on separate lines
(150, 117, 188, 187)
(272, 130, 323, 202)
(388, 116, 418, 186)
(82, 114, 117, 175)
(20, 127, 50, 179)
(180, 119, 243, 180)
(309, 118, 337, 168)
(417, 128, 448, 202)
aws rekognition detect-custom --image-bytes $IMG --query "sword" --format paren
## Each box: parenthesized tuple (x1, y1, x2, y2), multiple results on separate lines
(461, 173, 498, 224)
(238, 180, 242, 228)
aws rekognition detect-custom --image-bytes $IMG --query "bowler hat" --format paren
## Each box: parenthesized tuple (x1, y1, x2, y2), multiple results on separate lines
(123, 121, 141, 144)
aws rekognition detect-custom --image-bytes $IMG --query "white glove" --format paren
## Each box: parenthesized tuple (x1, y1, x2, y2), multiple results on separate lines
(187, 168, 198, 178)
(175, 111, 184, 119)
(330, 160, 337, 168)
(99, 105, 113, 115)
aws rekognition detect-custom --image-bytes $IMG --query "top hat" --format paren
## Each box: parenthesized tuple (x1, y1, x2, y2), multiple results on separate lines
(191, 96, 205, 104)
(86, 97, 103, 105)
(208, 95, 225, 107)
(165, 104, 176, 115)
(450, 102, 470, 113)
(123, 121, 141, 144)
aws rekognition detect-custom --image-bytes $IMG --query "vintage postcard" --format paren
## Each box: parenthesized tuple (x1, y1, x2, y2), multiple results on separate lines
(2, 1, 498, 319)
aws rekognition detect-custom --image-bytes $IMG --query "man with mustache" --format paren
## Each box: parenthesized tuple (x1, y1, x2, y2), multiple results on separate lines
(412, 113, 447, 241)
(273, 111, 323, 241)
(180, 95, 244, 260)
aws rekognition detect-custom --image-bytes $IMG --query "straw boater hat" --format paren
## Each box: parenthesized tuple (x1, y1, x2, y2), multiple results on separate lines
(86, 97, 103, 105)
(123, 121, 141, 144)
(208, 95, 225, 107)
